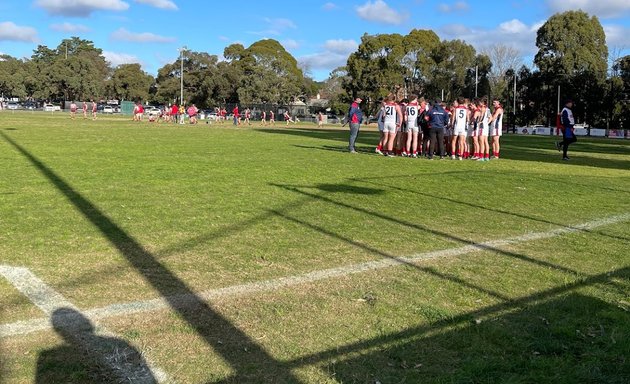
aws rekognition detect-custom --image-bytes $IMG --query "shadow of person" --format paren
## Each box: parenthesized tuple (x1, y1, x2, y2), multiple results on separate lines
(36, 308, 158, 384)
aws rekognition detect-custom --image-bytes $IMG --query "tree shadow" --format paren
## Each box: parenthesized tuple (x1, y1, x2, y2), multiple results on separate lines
(320, 292, 630, 383)
(36, 308, 157, 384)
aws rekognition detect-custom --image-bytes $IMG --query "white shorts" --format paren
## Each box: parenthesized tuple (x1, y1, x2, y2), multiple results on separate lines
(453, 125, 467, 136)
(491, 126, 502, 137)
(383, 121, 397, 133)
(479, 126, 489, 137)
(407, 124, 419, 133)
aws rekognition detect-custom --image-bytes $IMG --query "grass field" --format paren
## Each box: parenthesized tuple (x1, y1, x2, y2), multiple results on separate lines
(0, 111, 629, 383)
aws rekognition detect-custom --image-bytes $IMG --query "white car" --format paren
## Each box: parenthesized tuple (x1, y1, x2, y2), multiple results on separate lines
(145, 107, 161, 116)
(102, 106, 114, 113)
(6, 102, 19, 110)
(43, 104, 60, 112)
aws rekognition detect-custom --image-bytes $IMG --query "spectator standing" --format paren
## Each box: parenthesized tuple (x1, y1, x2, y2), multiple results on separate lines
(425, 99, 449, 160)
(347, 97, 363, 153)
(556, 98, 577, 160)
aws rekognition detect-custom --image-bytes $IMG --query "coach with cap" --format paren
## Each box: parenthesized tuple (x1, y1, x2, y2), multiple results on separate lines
(347, 96, 363, 153)
(425, 98, 449, 159)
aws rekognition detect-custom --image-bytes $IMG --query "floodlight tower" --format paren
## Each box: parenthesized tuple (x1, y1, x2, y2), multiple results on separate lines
(179, 46, 187, 106)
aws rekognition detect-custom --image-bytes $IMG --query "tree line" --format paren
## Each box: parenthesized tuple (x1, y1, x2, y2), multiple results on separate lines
(0, 10, 628, 128)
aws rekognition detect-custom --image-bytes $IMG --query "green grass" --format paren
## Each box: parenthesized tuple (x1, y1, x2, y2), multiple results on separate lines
(0, 111, 629, 383)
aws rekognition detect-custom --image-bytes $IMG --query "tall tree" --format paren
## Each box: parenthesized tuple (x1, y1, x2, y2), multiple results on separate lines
(110, 64, 154, 102)
(427, 39, 476, 101)
(346, 33, 407, 104)
(0, 55, 28, 99)
(535, 10, 608, 125)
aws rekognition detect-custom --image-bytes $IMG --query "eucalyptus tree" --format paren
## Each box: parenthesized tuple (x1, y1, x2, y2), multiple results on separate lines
(535, 10, 608, 125)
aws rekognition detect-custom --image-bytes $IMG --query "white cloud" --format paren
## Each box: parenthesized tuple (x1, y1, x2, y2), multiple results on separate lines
(103, 50, 142, 66)
(110, 28, 176, 43)
(219, 36, 230, 41)
(438, 1, 469, 13)
(440, 19, 542, 57)
(248, 18, 297, 37)
(133, 0, 177, 10)
(263, 17, 297, 31)
(547, 0, 630, 19)
(323, 2, 338, 10)
(297, 39, 358, 73)
(323, 39, 358, 54)
(299, 52, 349, 71)
(50, 22, 91, 33)
(0, 22, 39, 43)
(603, 24, 630, 49)
(281, 39, 300, 50)
(34, 0, 129, 17)
(356, 0, 407, 25)
(498, 19, 529, 34)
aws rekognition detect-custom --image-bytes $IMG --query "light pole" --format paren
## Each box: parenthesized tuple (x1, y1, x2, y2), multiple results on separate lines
(179, 46, 187, 106)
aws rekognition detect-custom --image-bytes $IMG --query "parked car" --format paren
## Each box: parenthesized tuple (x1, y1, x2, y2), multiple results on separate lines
(102, 106, 114, 113)
(23, 102, 37, 110)
(203, 110, 218, 121)
(43, 103, 61, 112)
(145, 106, 161, 116)
(6, 101, 20, 110)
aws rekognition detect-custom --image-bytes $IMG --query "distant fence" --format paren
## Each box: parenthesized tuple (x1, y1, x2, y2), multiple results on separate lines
(513, 126, 629, 139)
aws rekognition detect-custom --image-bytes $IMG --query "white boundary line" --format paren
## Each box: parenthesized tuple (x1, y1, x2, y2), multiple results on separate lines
(1, 212, 628, 341)
(0, 266, 170, 383)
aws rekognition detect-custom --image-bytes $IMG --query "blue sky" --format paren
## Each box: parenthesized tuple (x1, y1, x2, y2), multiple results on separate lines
(0, 0, 628, 81)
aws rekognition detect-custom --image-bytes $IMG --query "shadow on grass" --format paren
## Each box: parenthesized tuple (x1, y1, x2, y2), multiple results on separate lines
(358, 178, 630, 244)
(1, 131, 302, 383)
(317, 291, 630, 383)
(3, 129, 628, 383)
(269, 209, 512, 302)
(271, 183, 582, 276)
(501, 135, 630, 171)
(256, 127, 380, 147)
(36, 308, 157, 384)
(261, 128, 630, 170)
(281, 267, 629, 383)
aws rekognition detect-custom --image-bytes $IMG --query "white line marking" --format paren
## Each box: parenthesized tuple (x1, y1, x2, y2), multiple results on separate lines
(0, 266, 170, 382)
(2, 212, 628, 340)
(0, 266, 75, 314)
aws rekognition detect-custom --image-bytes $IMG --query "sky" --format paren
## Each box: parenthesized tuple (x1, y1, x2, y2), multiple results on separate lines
(0, 0, 629, 81)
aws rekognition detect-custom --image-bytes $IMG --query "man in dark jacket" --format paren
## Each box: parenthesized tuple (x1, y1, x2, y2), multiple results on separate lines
(425, 99, 450, 159)
(556, 98, 577, 160)
(347, 97, 363, 153)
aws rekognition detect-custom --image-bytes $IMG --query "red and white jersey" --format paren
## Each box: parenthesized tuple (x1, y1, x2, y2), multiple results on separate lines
(383, 102, 398, 125)
(405, 102, 419, 129)
(453, 105, 468, 132)
(82, 103, 87, 112)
